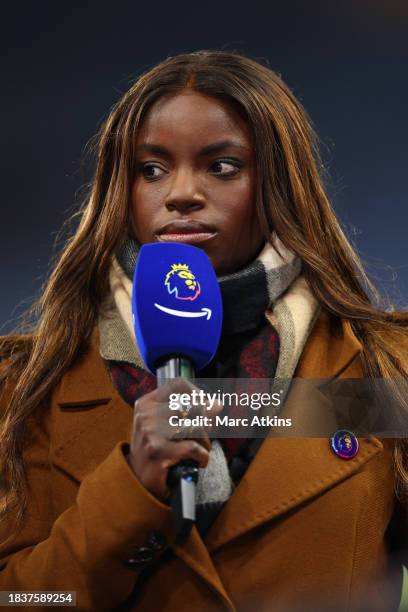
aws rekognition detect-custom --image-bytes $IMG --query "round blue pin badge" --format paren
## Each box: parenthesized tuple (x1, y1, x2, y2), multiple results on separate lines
(330, 429, 359, 460)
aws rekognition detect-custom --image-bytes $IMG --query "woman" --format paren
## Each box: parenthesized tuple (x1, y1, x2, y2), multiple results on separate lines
(0, 50, 407, 611)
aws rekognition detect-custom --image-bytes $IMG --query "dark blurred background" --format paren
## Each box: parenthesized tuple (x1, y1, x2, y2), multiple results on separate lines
(1, 0, 407, 333)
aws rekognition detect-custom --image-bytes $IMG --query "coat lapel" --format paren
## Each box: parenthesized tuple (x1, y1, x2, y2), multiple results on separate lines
(51, 329, 133, 480)
(205, 311, 383, 552)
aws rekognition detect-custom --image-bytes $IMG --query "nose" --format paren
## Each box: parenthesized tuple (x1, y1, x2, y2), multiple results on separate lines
(164, 167, 205, 213)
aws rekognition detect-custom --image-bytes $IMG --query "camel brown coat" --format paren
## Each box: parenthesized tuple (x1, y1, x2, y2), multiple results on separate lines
(0, 312, 405, 611)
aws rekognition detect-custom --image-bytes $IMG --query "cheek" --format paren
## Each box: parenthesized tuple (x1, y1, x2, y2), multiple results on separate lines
(221, 189, 257, 236)
(130, 182, 156, 240)
(222, 172, 254, 212)
(220, 195, 263, 255)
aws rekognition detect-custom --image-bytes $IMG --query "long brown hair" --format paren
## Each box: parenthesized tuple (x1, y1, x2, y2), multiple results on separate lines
(1, 49, 408, 522)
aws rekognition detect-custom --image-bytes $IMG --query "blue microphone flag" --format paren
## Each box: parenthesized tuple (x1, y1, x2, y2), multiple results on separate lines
(132, 242, 223, 374)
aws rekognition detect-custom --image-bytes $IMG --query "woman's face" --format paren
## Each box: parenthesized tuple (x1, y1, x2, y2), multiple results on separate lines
(130, 90, 264, 275)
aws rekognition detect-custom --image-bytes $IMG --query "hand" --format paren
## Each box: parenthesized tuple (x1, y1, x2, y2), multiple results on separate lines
(126, 378, 221, 501)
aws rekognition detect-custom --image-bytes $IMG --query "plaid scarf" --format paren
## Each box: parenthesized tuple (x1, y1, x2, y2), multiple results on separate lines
(110, 233, 301, 461)
(99, 234, 319, 533)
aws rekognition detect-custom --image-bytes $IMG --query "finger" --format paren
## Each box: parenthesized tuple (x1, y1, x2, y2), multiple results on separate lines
(142, 438, 209, 501)
(167, 419, 211, 445)
(194, 434, 211, 452)
(155, 377, 197, 402)
(205, 399, 223, 417)
(162, 439, 210, 470)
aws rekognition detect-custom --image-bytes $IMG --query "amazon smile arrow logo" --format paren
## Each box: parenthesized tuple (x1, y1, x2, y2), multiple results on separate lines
(154, 303, 212, 320)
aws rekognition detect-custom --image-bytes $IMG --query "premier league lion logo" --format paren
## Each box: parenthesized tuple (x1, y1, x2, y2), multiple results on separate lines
(165, 263, 201, 301)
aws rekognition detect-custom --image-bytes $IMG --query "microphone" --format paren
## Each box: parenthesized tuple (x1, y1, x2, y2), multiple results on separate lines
(132, 242, 223, 539)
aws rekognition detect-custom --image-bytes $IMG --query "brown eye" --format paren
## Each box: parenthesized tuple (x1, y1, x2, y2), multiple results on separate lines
(139, 163, 165, 179)
(210, 159, 242, 177)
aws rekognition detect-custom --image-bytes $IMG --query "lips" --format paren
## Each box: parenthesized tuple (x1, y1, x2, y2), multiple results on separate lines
(155, 220, 217, 245)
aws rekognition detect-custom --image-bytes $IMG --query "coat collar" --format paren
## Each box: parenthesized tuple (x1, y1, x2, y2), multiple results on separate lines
(53, 308, 371, 487)
(295, 311, 363, 379)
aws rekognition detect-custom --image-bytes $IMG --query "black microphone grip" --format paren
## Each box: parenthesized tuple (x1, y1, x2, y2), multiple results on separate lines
(156, 357, 199, 541)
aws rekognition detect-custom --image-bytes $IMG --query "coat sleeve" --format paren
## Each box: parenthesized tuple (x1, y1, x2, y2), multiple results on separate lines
(0, 385, 174, 610)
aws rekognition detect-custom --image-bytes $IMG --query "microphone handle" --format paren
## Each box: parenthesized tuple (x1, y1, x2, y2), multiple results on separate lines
(156, 357, 199, 541)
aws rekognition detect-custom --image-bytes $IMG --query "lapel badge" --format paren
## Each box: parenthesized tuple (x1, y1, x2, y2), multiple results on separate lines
(330, 429, 359, 460)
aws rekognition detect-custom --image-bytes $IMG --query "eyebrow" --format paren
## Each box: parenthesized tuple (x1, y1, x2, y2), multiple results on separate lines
(135, 139, 250, 157)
